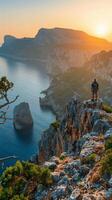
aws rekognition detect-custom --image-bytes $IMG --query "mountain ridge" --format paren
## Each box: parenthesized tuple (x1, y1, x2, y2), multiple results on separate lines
(0, 28, 112, 74)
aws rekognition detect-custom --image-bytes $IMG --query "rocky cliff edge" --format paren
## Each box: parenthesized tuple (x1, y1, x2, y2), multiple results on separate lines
(37, 98, 112, 199)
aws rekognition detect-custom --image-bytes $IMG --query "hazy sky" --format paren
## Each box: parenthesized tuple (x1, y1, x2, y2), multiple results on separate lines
(0, 0, 112, 43)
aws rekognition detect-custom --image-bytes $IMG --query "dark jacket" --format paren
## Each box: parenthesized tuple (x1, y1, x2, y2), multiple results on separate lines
(91, 81, 99, 92)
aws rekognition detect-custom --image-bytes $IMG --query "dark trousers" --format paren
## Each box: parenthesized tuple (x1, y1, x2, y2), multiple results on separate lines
(92, 90, 98, 100)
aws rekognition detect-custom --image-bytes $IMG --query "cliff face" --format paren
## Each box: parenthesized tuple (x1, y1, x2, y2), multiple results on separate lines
(37, 98, 112, 199)
(87, 50, 112, 82)
(0, 28, 112, 74)
(39, 97, 111, 162)
(38, 125, 64, 163)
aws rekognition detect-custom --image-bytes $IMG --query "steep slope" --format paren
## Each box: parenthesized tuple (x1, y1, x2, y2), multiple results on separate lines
(0, 28, 112, 73)
(86, 50, 112, 81)
(37, 98, 112, 200)
(39, 98, 111, 162)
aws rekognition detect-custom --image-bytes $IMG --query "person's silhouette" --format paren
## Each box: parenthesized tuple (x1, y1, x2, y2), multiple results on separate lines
(91, 79, 99, 101)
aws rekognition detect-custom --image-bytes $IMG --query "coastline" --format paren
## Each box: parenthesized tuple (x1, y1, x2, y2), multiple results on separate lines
(39, 89, 62, 119)
(0, 53, 62, 118)
(0, 54, 58, 117)
(0, 53, 47, 63)
(0, 55, 57, 170)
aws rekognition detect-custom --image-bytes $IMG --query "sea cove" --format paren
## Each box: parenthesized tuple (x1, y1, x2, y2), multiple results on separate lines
(0, 56, 55, 168)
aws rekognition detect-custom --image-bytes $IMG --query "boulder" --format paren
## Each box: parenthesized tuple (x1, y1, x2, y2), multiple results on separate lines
(35, 185, 48, 200)
(104, 128, 112, 139)
(43, 161, 57, 170)
(50, 156, 60, 165)
(13, 102, 33, 131)
(109, 176, 112, 187)
(58, 175, 69, 186)
(51, 185, 67, 200)
(69, 188, 81, 200)
(93, 119, 111, 134)
(105, 188, 112, 199)
(52, 172, 61, 183)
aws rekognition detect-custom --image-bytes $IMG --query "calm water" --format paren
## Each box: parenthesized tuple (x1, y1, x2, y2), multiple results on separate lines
(0, 57, 55, 169)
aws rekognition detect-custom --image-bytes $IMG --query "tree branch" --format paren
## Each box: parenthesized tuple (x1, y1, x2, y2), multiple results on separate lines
(0, 110, 14, 124)
(0, 95, 19, 110)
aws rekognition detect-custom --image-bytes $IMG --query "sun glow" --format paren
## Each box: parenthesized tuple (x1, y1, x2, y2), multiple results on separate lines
(95, 25, 108, 38)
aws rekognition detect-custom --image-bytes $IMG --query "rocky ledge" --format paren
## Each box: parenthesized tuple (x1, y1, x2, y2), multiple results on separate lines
(39, 98, 111, 162)
(37, 98, 112, 199)
(13, 102, 33, 131)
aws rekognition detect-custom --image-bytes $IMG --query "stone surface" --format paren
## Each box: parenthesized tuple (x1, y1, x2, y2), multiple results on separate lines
(104, 128, 112, 139)
(37, 99, 112, 200)
(105, 188, 112, 199)
(69, 188, 81, 200)
(51, 185, 67, 200)
(93, 119, 111, 134)
(44, 161, 57, 170)
(80, 135, 104, 158)
(13, 102, 33, 131)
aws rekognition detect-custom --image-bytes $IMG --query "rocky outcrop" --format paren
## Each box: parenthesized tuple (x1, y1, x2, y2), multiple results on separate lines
(35, 151, 112, 199)
(37, 98, 112, 200)
(39, 98, 112, 162)
(13, 102, 33, 131)
(38, 125, 64, 163)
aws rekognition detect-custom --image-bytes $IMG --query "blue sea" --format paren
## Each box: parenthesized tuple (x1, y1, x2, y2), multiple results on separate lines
(0, 56, 55, 169)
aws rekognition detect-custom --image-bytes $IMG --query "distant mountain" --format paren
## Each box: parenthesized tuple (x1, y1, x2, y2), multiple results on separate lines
(0, 28, 112, 73)
(86, 50, 112, 80)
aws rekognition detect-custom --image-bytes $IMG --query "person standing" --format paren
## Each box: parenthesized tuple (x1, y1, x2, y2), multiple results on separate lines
(91, 79, 99, 101)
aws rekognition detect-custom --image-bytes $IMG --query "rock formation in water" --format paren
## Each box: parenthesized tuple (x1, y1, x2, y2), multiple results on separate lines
(13, 102, 33, 131)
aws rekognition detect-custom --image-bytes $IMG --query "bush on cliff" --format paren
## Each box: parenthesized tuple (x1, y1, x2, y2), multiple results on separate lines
(100, 149, 112, 176)
(81, 153, 96, 165)
(102, 103, 112, 113)
(105, 136, 112, 150)
(51, 121, 60, 130)
(0, 161, 52, 199)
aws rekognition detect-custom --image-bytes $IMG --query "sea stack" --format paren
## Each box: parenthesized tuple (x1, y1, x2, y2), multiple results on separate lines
(13, 102, 33, 131)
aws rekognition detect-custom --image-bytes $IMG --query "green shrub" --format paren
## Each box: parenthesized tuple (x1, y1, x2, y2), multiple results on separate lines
(51, 121, 60, 130)
(102, 103, 112, 113)
(105, 136, 112, 150)
(100, 149, 112, 176)
(13, 178, 26, 194)
(60, 155, 66, 160)
(1, 161, 24, 187)
(87, 153, 96, 163)
(22, 161, 41, 180)
(10, 194, 28, 200)
(0, 161, 53, 199)
(81, 153, 96, 165)
(40, 168, 53, 186)
(0, 188, 9, 200)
